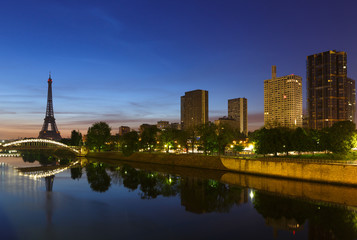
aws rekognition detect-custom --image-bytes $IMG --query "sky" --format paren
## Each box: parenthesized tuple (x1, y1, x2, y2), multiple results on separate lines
(0, 0, 357, 139)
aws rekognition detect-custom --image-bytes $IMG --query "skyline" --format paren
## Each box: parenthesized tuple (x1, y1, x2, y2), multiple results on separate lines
(1, 0, 357, 139)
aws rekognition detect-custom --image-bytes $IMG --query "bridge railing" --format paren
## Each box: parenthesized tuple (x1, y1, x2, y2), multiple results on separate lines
(1, 138, 79, 154)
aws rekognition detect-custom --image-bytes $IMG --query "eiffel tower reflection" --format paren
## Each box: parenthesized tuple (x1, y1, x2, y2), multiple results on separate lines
(16, 161, 79, 226)
(45, 175, 55, 192)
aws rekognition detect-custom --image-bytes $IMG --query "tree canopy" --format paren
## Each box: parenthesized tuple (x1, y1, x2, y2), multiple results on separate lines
(121, 131, 139, 156)
(86, 122, 111, 151)
(140, 125, 159, 152)
(252, 121, 357, 156)
(70, 130, 82, 146)
(327, 121, 357, 154)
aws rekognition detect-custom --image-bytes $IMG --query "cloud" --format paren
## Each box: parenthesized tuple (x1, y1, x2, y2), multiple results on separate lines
(55, 111, 99, 115)
(55, 94, 96, 101)
(128, 102, 146, 108)
(89, 8, 123, 30)
(26, 111, 44, 114)
(209, 109, 227, 121)
(248, 112, 264, 123)
(0, 110, 17, 114)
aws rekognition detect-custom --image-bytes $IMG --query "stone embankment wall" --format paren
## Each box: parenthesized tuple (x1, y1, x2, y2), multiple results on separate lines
(86, 152, 357, 185)
(86, 152, 226, 170)
(220, 158, 357, 185)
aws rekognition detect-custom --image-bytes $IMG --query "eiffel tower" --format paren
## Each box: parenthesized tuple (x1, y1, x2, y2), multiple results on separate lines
(38, 73, 62, 141)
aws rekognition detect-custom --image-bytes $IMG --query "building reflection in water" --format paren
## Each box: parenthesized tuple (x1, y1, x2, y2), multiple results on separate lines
(265, 217, 303, 238)
(45, 185, 54, 226)
(14, 150, 76, 228)
(45, 175, 54, 192)
(253, 190, 357, 240)
(106, 164, 357, 240)
(180, 177, 247, 214)
(4, 157, 357, 240)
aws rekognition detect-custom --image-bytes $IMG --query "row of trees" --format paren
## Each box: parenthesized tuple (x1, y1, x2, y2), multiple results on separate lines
(65, 120, 357, 157)
(123, 122, 247, 156)
(84, 121, 246, 156)
(252, 121, 357, 156)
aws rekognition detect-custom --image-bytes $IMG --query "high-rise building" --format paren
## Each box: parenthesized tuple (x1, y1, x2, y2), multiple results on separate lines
(181, 89, 208, 130)
(347, 78, 356, 123)
(139, 124, 156, 133)
(307, 50, 355, 129)
(170, 122, 180, 130)
(264, 66, 302, 128)
(214, 117, 239, 131)
(157, 121, 170, 130)
(119, 126, 130, 136)
(228, 98, 248, 135)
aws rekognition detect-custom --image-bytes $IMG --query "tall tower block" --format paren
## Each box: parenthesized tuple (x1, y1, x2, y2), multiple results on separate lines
(228, 98, 248, 135)
(38, 74, 62, 141)
(264, 66, 303, 128)
(307, 50, 354, 129)
(180, 89, 208, 130)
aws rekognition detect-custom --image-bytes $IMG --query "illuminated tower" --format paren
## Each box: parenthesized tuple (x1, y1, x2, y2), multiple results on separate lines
(38, 74, 62, 141)
(264, 66, 303, 128)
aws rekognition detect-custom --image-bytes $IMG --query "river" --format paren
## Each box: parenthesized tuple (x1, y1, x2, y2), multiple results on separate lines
(0, 156, 356, 240)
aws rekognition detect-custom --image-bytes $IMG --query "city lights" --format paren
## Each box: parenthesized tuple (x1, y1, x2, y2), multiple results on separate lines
(249, 190, 255, 200)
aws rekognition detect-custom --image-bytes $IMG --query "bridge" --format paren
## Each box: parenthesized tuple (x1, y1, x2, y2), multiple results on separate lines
(1, 138, 80, 155)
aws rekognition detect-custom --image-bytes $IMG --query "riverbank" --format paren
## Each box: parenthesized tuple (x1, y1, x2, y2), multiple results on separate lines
(86, 152, 357, 186)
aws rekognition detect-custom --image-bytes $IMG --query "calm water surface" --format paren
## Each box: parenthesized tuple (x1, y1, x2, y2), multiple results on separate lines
(0, 156, 357, 240)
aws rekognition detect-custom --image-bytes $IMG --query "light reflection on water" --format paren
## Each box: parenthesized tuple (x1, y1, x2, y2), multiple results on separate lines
(0, 157, 356, 240)
(0, 163, 44, 195)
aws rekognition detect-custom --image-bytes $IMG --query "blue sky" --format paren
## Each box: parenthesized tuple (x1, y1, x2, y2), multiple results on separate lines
(0, 0, 357, 138)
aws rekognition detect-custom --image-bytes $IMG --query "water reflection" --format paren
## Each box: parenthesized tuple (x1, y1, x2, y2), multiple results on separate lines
(2, 153, 357, 239)
(102, 164, 246, 213)
(21, 150, 76, 166)
(70, 166, 82, 180)
(253, 191, 357, 239)
(86, 163, 111, 192)
(180, 177, 245, 214)
(111, 165, 180, 199)
(17, 150, 78, 191)
(45, 176, 54, 192)
(84, 161, 357, 239)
